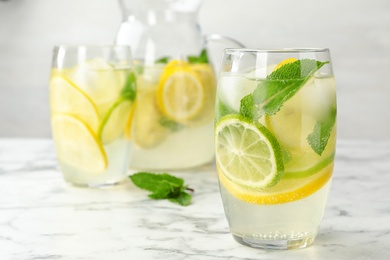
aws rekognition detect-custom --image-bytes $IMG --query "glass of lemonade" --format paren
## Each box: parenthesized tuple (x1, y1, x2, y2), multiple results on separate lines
(129, 56, 216, 170)
(50, 45, 136, 187)
(215, 48, 337, 250)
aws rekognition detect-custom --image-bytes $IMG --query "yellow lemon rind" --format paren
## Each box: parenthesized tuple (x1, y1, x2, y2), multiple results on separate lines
(51, 113, 108, 173)
(157, 65, 205, 123)
(218, 162, 333, 205)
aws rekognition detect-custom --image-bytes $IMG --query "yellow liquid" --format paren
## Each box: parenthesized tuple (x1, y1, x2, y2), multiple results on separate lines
(129, 62, 216, 170)
(216, 75, 337, 249)
(50, 64, 133, 187)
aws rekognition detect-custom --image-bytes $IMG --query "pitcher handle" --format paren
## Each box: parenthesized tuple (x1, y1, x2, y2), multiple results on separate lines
(205, 34, 245, 49)
(204, 34, 245, 72)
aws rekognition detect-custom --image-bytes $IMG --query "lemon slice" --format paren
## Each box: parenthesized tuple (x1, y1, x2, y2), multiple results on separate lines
(218, 162, 333, 205)
(50, 75, 99, 132)
(98, 99, 133, 144)
(157, 61, 205, 122)
(51, 114, 107, 173)
(134, 84, 168, 148)
(65, 58, 127, 116)
(184, 63, 216, 126)
(215, 115, 284, 189)
(274, 58, 298, 70)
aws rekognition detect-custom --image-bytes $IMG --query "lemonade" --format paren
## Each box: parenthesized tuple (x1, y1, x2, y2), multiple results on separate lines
(215, 49, 337, 249)
(50, 46, 135, 187)
(129, 55, 216, 170)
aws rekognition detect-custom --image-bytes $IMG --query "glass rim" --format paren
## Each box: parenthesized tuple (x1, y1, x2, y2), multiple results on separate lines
(224, 48, 329, 54)
(53, 44, 131, 50)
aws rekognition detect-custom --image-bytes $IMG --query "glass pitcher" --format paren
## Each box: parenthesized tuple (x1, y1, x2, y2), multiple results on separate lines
(115, 0, 243, 170)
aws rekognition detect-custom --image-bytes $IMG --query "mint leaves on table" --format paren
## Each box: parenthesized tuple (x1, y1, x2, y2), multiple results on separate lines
(129, 172, 193, 206)
(239, 59, 335, 155)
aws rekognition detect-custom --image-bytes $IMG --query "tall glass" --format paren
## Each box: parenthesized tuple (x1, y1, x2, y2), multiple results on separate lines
(215, 48, 337, 249)
(50, 45, 135, 187)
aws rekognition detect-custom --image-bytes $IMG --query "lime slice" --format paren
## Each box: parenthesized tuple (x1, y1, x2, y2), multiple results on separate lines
(157, 61, 205, 122)
(264, 78, 336, 178)
(125, 101, 137, 140)
(98, 99, 133, 144)
(284, 152, 335, 179)
(51, 114, 107, 173)
(215, 115, 284, 189)
(50, 75, 99, 132)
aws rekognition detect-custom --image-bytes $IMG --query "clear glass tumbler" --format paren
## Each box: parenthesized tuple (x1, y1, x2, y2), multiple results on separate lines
(214, 48, 337, 249)
(49, 45, 135, 187)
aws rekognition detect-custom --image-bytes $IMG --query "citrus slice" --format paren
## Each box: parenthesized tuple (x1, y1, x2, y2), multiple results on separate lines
(183, 63, 216, 126)
(215, 115, 284, 189)
(264, 78, 336, 179)
(134, 84, 168, 148)
(218, 162, 333, 205)
(125, 101, 137, 140)
(51, 114, 107, 173)
(50, 75, 99, 132)
(65, 58, 128, 116)
(157, 61, 205, 122)
(284, 152, 334, 179)
(98, 99, 133, 144)
(274, 58, 298, 70)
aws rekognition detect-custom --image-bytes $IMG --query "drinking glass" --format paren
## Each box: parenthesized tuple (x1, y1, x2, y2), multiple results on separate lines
(50, 45, 135, 187)
(214, 48, 337, 249)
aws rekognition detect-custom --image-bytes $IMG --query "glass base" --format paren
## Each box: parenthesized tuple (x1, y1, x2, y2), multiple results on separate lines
(65, 179, 126, 189)
(232, 234, 315, 250)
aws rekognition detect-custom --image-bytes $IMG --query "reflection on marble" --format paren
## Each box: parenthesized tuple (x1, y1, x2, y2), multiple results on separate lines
(0, 139, 389, 259)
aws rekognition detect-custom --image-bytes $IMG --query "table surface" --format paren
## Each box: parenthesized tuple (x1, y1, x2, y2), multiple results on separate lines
(0, 139, 389, 260)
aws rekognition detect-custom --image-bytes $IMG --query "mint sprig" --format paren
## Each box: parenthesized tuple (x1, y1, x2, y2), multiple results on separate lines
(240, 59, 329, 119)
(129, 172, 193, 206)
(155, 57, 170, 64)
(159, 116, 184, 132)
(121, 71, 137, 101)
(153, 49, 210, 66)
(239, 59, 335, 155)
(187, 49, 209, 64)
(307, 107, 336, 155)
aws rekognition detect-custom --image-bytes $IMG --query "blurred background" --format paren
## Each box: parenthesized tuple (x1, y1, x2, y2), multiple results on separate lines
(0, 0, 389, 139)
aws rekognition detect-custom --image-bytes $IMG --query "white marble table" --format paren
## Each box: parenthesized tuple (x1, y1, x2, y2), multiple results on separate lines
(0, 139, 389, 259)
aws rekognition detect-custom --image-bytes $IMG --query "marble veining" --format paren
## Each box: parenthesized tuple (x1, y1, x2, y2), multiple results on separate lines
(0, 139, 389, 259)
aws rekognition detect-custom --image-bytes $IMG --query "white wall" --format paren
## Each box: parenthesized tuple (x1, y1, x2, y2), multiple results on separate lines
(0, 0, 389, 139)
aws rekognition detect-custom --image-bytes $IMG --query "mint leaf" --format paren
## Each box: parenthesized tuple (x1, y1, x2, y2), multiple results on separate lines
(169, 191, 192, 206)
(129, 172, 193, 206)
(156, 57, 170, 64)
(217, 99, 236, 118)
(187, 49, 209, 64)
(159, 117, 184, 132)
(121, 72, 137, 101)
(307, 107, 336, 155)
(239, 94, 254, 120)
(240, 59, 329, 119)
